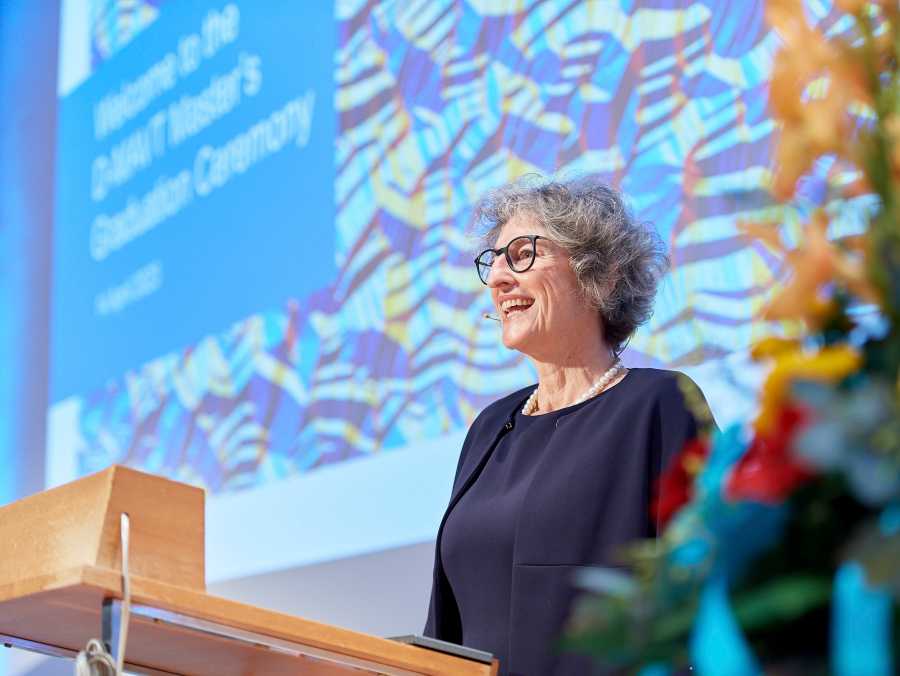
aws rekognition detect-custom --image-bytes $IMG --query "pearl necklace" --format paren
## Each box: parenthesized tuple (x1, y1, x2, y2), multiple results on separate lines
(521, 360, 624, 416)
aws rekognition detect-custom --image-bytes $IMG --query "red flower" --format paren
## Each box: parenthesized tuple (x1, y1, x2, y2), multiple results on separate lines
(652, 436, 710, 529)
(725, 403, 814, 503)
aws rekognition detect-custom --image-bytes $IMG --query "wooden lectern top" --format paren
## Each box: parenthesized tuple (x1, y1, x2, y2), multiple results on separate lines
(0, 466, 497, 676)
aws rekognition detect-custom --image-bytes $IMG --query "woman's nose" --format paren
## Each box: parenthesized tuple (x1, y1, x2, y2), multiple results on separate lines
(487, 256, 514, 288)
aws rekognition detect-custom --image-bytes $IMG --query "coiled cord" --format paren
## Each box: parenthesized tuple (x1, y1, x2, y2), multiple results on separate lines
(74, 639, 116, 676)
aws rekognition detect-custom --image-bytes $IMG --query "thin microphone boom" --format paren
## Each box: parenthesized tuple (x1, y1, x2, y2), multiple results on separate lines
(483, 313, 500, 322)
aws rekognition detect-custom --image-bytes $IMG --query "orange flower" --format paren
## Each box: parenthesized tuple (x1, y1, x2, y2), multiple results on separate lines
(766, 1, 874, 199)
(884, 115, 900, 179)
(835, 0, 863, 15)
(769, 51, 805, 123)
(771, 126, 816, 201)
(737, 220, 786, 254)
(878, 0, 899, 19)
(766, 0, 814, 50)
(830, 44, 875, 107)
(764, 211, 879, 323)
(770, 83, 867, 198)
(805, 98, 851, 155)
(838, 174, 873, 199)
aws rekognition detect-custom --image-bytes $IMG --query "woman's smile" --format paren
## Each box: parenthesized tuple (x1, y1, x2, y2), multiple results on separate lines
(499, 296, 535, 318)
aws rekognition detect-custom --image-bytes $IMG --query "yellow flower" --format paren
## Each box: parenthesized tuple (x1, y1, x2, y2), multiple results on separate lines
(755, 344, 862, 433)
(751, 336, 801, 361)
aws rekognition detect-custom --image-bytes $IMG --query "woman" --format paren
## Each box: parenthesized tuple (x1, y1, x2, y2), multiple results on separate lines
(424, 176, 711, 675)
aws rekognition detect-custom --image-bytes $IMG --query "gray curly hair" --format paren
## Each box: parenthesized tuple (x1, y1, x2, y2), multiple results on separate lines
(474, 175, 669, 354)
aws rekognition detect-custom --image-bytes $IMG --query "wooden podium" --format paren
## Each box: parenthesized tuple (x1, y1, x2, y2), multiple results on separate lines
(0, 466, 497, 675)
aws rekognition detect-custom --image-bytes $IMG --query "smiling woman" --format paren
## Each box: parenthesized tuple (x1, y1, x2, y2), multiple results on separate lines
(425, 175, 714, 675)
(476, 176, 668, 358)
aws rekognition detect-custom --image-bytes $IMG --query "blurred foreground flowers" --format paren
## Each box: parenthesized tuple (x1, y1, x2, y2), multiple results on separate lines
(566, 2, 900, 673)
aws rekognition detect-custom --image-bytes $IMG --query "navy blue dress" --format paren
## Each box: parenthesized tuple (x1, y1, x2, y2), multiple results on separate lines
(425, 368, 708, 676)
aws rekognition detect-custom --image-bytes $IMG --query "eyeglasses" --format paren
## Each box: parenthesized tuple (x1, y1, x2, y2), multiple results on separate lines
(474, 235, 544, 285)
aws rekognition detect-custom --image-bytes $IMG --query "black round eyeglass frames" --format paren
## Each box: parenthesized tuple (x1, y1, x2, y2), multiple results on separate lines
(474, 235, 543, 285)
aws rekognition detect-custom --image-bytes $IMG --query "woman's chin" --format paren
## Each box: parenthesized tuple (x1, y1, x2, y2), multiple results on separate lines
(500, 324, 534, 352)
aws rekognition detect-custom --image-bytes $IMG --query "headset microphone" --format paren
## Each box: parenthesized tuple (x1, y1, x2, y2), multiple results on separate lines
(483, 313, 501, 322)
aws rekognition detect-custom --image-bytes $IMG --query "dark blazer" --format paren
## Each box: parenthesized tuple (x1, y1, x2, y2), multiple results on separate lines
(424, 368, 705, 675)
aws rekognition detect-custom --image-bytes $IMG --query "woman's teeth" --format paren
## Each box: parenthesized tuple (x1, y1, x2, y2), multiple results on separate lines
(500, 298, 534, 316)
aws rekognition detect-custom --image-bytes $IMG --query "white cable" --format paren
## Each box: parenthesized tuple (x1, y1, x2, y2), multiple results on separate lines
(116, 512, 132, 675)
(74, 512, 132, 676)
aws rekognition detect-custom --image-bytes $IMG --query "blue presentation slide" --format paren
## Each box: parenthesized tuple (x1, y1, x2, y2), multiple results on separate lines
(52, 0, 335, 401)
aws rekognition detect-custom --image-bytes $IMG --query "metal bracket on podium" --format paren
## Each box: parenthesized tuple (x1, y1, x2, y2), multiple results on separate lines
(101, 597, 123, 662)
(99, 599, 420, 676)
(6, 598, 419, 675)
(1, 633, 78, 660)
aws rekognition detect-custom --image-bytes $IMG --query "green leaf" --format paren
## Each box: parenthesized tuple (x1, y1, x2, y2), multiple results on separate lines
(732, 575, 832, 632)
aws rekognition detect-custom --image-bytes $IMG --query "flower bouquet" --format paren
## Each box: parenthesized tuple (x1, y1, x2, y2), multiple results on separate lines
(564, 1, 900, 673)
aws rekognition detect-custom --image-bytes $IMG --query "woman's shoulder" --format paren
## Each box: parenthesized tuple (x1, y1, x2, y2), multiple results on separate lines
(591, 367, 707, 417)
(620, 367, 714, 430)
(620, 367, 703, 396)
